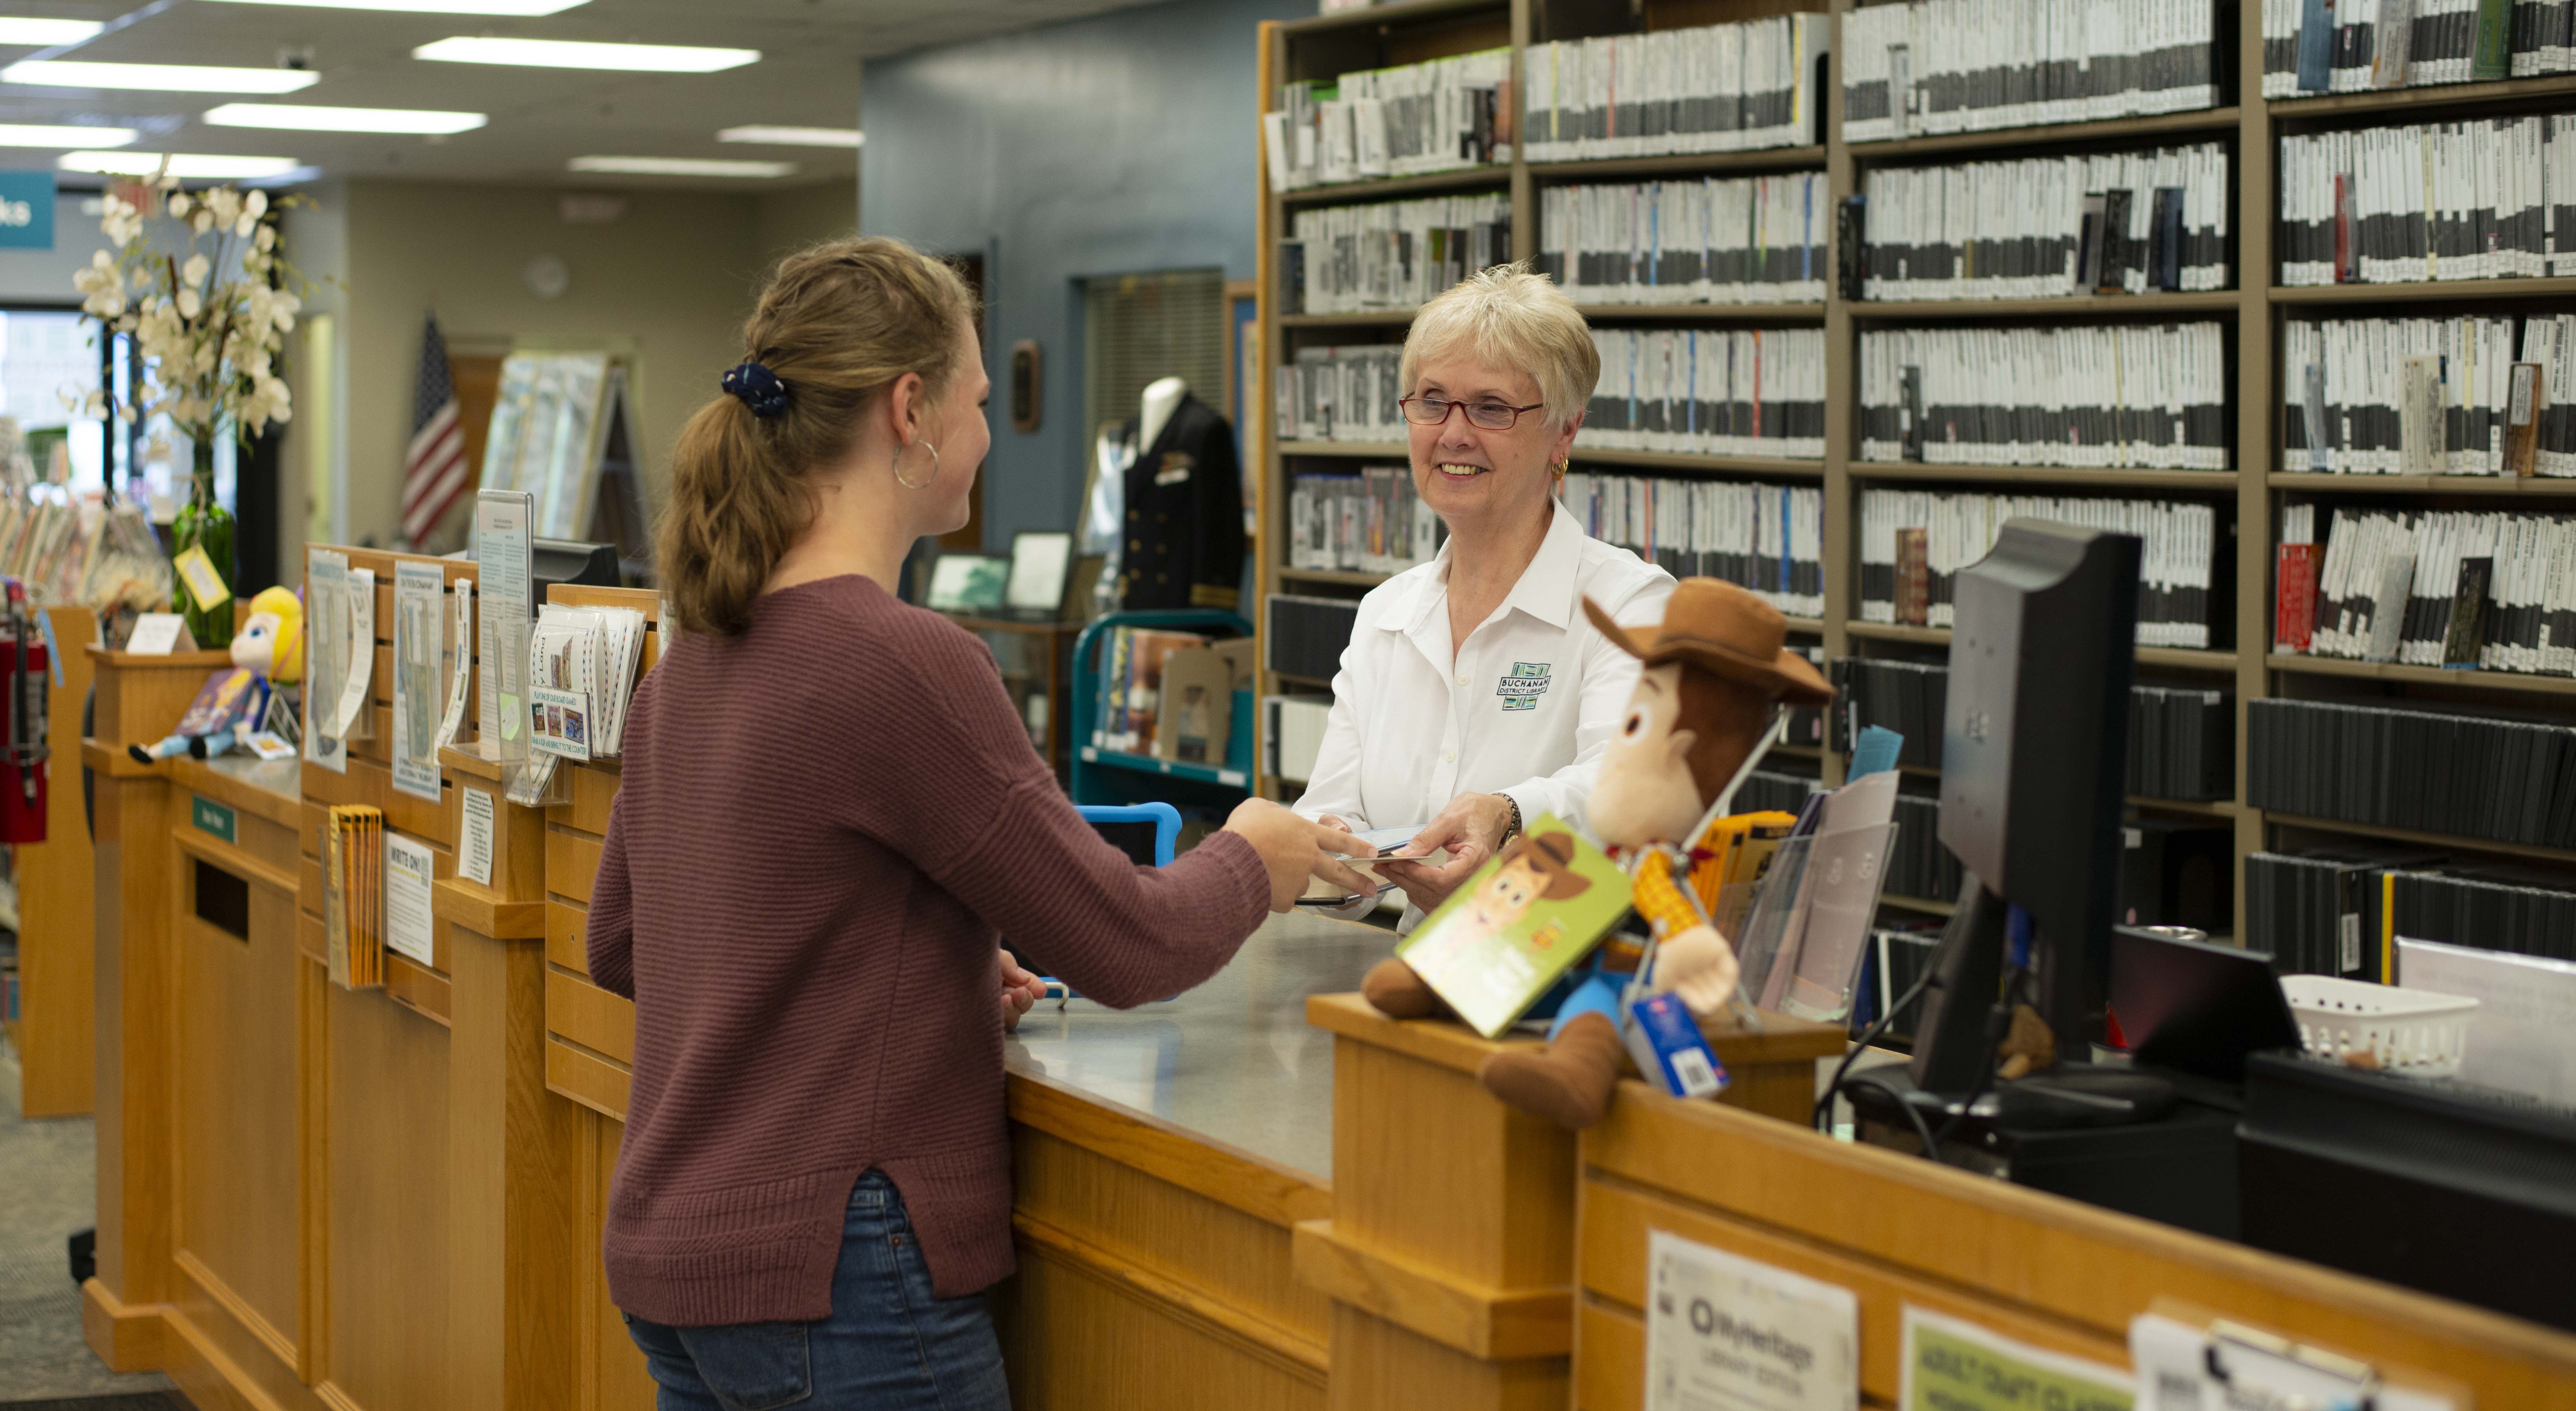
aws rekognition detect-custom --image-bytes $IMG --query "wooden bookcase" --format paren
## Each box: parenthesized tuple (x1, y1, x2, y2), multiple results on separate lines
(1252, 0, 2576, 939)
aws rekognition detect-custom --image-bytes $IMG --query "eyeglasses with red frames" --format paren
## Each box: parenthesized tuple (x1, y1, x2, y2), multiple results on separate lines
(1398, 395, 1547, 431)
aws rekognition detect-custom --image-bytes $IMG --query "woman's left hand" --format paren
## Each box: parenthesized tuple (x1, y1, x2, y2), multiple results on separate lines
(1376, 792, 1514, 913)
(1000, 951, 1046, 1032)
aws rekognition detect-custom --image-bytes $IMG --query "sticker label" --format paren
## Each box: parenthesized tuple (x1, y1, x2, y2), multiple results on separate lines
(191, 794, 235, 844)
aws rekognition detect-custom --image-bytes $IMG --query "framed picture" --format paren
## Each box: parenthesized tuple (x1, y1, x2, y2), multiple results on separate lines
(1005, 531, 1074, 616)
(927, 553, 1009, 614)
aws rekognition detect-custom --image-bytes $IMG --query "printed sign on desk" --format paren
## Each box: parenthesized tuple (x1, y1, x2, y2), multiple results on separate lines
(1901, 1306, 2131, 1411)
(1645, 1230, 1857, 1411)
(0, 173, 55, 249)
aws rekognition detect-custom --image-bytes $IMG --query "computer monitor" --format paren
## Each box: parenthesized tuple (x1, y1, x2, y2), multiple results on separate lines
(1910, 520, 2141, 1091)
(533, 538, 621, 594)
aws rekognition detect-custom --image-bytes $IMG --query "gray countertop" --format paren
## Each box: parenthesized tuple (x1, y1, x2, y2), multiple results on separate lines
(200, 751, 304, 803)
(1004, 909, 1391, 1180)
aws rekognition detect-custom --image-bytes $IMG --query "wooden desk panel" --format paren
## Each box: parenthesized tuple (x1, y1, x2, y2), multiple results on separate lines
(1574, 1079, 2576, 1410)
(321, 982, 453, 1411)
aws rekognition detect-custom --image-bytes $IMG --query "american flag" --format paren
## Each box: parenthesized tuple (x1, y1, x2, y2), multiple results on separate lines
(398, 313, 470, 547)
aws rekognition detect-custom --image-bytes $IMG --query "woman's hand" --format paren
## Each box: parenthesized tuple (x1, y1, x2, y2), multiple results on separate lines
(1224, 798, 1373, 912)
(1000, 951, 1046, 1032)
(1376, 792, 1514, 913)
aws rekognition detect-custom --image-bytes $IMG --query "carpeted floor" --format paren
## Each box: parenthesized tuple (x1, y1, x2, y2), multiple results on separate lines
(0, 1037, 177, 1405)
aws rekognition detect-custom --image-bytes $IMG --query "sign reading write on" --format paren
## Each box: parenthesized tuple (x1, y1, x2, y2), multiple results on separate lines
(0, 172, 52, 249)
(1646, 1231, 1858, 1411)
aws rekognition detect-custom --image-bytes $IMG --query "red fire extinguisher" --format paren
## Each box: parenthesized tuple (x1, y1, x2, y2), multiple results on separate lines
(0, 579, 48, 843)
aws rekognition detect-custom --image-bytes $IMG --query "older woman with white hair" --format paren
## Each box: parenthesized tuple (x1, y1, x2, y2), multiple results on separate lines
(1294, 264, 1675, 917)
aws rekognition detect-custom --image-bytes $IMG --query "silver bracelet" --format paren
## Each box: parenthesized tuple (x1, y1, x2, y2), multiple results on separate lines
(1498, 793, 1523, 844)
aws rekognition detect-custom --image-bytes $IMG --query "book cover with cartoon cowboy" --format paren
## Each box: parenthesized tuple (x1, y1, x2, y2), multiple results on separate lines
(1394, 817, 1634, 1038)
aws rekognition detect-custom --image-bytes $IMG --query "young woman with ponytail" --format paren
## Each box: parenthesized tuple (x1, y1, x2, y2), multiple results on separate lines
(584, 237, 1361, 1411)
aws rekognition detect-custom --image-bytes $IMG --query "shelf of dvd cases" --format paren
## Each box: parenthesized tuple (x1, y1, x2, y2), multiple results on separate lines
(1570, 448, 1826, 476)
(1850, 291, 2245, 318)
(1574, 303, 1829, 321)
(1280, 565, 1392, 588)
(1843, 619, 2242, 672)
(1277, 441, 1828, 478)
(2266, 73, 2576, 120)
(2265, 651, 2576, 695)
(1876, 761, 2242, 816)
(1527, 146, 1829, 181)
(1856, 462, 2240, 490)
(1276, 165, 1512, 207)
(1842, 107, 2245, 161)
(1281, 310, 1423, 327)
(2270, 278, 2576, 304)
(2267, 472, 2576, 494)
(2266, 811, 2576, 865)
(1279, 440, 1408, 457)
(1279, 0, 1503, 36)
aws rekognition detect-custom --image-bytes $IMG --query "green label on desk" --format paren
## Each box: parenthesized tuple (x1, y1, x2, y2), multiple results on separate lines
(1901, 1306, 2130, 1411)
(191, 795, 235, 845)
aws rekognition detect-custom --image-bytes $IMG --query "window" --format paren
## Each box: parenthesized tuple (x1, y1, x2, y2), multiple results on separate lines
(1081, 268, 1227, 443)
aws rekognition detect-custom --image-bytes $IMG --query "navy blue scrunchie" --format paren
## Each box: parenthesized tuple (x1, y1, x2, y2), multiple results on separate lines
(721, 361, 791, 418)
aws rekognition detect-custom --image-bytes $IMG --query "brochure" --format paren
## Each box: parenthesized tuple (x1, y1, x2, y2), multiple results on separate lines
(1395, 816, 1632, 1037)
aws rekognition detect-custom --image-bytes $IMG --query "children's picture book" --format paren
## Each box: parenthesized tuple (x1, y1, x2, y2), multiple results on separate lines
(1396, 816, 1633, 1037)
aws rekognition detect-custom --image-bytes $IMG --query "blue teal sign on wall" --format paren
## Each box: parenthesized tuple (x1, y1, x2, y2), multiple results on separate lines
(0, 172, 54, 249)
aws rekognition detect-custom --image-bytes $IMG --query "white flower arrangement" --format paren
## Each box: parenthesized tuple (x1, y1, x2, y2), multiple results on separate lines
(69, 174, 310, 446)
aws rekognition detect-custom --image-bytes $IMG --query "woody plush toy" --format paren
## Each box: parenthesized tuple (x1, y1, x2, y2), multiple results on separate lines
(1361, 578, 1833, 1129)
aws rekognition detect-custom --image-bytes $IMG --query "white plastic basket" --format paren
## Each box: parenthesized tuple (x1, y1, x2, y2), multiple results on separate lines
(2277, 974, 2479, 1080)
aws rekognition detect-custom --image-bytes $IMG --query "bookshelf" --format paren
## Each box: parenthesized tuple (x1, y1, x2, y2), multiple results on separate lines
(1252, 0, 2576, 942)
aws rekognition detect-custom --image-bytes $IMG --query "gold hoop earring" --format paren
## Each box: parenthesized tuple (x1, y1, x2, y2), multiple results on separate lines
(894, 439, 941, 491)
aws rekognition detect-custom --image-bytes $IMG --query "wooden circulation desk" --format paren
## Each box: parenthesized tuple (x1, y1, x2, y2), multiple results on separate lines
(83, 547, 580, 1411)
(1572, 1079, 2576, 1408)
(536, 655, 1842, 1411)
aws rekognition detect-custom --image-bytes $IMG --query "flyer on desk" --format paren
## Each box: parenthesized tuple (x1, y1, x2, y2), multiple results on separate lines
(1394, 814, 1629, 1037)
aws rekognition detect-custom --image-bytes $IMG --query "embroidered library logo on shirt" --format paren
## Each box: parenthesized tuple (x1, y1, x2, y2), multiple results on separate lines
(1497, 662, 1553, 711)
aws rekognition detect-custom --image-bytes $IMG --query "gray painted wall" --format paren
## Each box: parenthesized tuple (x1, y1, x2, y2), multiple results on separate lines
(0, 191, 116, 307)
(861, 0, 1299, 552)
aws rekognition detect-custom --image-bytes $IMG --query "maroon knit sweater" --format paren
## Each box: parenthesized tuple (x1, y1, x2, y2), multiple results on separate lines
(586, 574, 1271, 1326)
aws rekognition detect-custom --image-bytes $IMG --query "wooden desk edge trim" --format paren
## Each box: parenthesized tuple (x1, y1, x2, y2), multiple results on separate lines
(1290, 1217, 1572, 1361)
(168, 759, 303, 829)
(172, 825, 298, 896)
(1004, 1066, 1330, 1229)
(1307, 992, 1843, 1072)
(1305, 992, 1537, 1074)
(1014, 1211, 1330, 1380)
(1588, 1080, 2576, 1367)
(431, 878, 547, 939)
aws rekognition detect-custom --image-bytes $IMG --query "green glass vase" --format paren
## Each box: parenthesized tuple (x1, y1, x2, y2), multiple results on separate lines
(171, 437, 235, 650)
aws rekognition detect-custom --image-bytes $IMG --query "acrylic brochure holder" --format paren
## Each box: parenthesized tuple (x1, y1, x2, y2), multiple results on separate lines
(1730, 819, 1899, 1025)
(495, 612, 569, 807)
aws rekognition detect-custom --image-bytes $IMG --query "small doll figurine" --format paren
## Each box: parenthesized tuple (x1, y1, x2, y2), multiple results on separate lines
(1363, 578, 1832, 1129)
(128, 586, 304, 764)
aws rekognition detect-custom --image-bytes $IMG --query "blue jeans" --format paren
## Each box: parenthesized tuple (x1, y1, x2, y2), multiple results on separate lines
(623, 1171, 1012, 1411)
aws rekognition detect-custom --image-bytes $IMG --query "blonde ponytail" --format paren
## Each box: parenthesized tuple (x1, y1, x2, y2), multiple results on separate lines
(657, 236, 978, 636)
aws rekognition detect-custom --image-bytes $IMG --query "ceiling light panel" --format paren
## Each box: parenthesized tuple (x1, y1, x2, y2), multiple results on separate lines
(5, 60, 322, 93)
(569, 156, 792, 178)
(0, 18, 104, 44)
(718, 125, 861, 148)
(203, 0, 586, 13)
(415, 37, 757, 72)
(205, 103, 485, 134)
(0, 123, 134, 147)
(62, 151, 304, 178)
